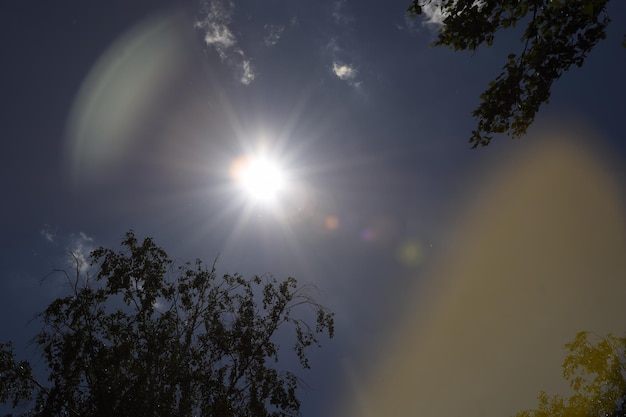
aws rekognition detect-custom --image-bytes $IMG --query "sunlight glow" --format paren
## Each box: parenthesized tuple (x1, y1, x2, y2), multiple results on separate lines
(230, 155, 287, 203)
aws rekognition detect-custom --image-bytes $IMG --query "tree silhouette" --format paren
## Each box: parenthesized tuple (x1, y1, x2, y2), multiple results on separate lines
(0, 231, 334, 417)
(408, 0, 616, 147)
(515, 331, 626, 417)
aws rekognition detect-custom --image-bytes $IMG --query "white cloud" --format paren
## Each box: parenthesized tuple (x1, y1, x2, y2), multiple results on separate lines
(332, 62, 358, 81)
(327, 38, 362, 87)
(420, 0, 447, 26)
(68, 232, 95, 273)
(195, 0, 237, 60)
(419, 0, 486, 27)
(195, 0, 257, 85)
(263, 24, 285, 46)
(325, 0, 362, 89)
(332, 62, 362, 88)
(240, 59, 255, 85)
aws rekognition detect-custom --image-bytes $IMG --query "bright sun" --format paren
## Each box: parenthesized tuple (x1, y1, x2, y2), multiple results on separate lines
(230, 155, 287, 203)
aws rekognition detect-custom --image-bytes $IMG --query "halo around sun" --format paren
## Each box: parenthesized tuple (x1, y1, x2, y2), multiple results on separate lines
(230, 154, 288, 204)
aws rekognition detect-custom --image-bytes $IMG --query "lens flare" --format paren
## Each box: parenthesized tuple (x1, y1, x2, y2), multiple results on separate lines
(230, 154, 287, 203)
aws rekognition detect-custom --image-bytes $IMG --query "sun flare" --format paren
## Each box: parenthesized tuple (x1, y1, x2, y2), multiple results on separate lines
(230, 155, 287, 203)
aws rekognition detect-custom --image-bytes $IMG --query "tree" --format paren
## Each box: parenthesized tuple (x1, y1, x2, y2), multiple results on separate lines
(408, 0, 615, 148)
(514, 331, 626, 417)
(0, 231, 334, 417)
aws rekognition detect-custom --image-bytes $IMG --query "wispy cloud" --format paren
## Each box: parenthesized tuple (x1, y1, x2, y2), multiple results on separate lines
(195, 0, 257, 84)
(420, 0, 447, 26)
(240, 59, 255, 85)
(195, 0, 236, 60)
(327, 37, 361, 87)
(418, 0, 486, 27)
(68, 232, 95, 273)
(331, 0, 353, 25)
(40, 224, 56, 243)
(263, 24, 285, 46)
(326, 2, 362, 89)
(326, 37, 341, 55)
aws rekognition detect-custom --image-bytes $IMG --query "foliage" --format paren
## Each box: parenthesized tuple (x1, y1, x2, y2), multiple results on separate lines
(0, 231, 334, 417)
(408, 0, 613, 147)
(514, 331, 626, 417)
(0, 343, 35, 409)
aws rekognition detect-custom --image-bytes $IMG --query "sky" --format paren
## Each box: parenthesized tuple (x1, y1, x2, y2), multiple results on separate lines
(1, 1, 626, 416)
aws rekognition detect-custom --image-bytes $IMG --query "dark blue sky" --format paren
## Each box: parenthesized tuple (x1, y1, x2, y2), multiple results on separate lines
(2, 1, 626, 416)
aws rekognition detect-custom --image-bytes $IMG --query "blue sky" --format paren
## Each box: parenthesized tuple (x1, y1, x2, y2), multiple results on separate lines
(1, 1, 626, 416)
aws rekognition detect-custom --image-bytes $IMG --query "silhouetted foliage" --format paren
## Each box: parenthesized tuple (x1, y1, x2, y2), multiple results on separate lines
(408, 0, 616, 147)
(0, 231, 334, 417)
(515, 331, 626, 417)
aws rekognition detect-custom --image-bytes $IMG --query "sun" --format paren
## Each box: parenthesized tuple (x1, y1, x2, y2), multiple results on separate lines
(240, 157, 286, 200)
(230, 155, 287, 203)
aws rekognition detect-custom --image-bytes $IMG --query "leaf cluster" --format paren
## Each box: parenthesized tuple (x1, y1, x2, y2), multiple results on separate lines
(408, 0, 611, 147)
(1, 231, 334, 417)
(514, 331, 626, 417)
(0, 342, 35, 409)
